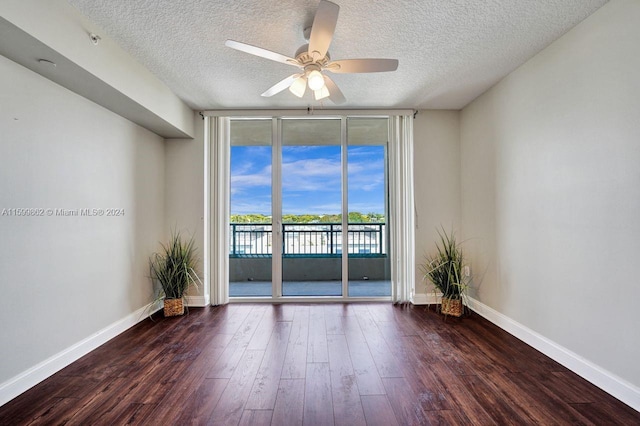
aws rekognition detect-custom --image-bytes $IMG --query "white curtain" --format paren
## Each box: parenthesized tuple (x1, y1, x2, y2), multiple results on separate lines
(208, 117, 230, 305)
(388, 115, 415, 304)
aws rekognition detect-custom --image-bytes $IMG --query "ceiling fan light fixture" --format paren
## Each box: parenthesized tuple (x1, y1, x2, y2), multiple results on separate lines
(307, 70, 325, 91)
(289, 76, 307, 97)
(314, 86, 330, 100)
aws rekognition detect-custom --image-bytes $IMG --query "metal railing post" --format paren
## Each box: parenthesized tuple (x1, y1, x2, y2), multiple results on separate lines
(231, 224, 236, 256)
(282, 223, 286, 256)
(329, 224, 334, 255)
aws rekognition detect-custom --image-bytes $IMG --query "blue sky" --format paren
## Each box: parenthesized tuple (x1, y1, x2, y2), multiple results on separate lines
(231, 145, 385, 216)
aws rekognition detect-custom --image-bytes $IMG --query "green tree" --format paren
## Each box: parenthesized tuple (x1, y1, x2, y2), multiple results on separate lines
(348, 212, 370, 223)
(230, 214, 271, 223)
(231, 212, 386, 224)
(321, 214, 341, 223)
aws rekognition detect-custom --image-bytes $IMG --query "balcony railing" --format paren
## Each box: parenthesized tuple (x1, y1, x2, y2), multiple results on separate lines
(230, 223, 386, 257)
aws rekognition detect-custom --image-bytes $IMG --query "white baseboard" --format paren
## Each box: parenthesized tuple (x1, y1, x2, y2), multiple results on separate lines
(411, 292, 439, 305)
(185, 294, 210, 307)
(0, 301, 161, 407)
(466, 297, 640, 412)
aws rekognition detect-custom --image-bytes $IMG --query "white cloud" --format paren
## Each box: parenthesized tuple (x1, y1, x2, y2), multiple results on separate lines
(282, 158, 342, 192)
(230, 165, 272, 195)
(231, 198, 272, 215)
(348, 158, 384, 192)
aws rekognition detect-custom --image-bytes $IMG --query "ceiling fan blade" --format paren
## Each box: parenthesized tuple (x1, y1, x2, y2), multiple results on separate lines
(308, 0, 340, 60)
(261, 74, 301, 97)
(225, 39, 299, 67)
(326, 58, 399, 73)
(323, 75, 346, 105)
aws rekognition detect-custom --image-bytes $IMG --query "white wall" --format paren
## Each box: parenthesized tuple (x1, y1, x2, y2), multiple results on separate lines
(0, 56, 165, 393)
(0, 0, 194, 138)
(413, 111, 461, 300)
(164, 117, 207, 303)
(460, 0, 640, 395)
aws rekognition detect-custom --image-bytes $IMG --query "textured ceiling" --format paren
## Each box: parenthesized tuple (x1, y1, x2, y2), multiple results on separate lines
(67, 0, 607, 110)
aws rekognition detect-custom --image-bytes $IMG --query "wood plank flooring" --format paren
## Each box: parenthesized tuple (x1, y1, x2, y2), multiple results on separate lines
(1, 303, 638, 425)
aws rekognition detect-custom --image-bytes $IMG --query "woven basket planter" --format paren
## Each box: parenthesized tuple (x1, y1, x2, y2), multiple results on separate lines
(440, 297, 463, 317)
(163, 298, 184, 317)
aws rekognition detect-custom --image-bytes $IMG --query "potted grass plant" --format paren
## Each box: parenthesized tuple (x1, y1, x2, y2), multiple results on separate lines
(149, 231, 202, 317)
(421, 227, 469, 317)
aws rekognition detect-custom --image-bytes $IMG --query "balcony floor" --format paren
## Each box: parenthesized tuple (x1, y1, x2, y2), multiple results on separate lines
(229, 280, 391, 297)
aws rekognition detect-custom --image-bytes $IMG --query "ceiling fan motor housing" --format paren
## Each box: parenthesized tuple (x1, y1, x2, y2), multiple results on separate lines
(294, 44, 330, 66)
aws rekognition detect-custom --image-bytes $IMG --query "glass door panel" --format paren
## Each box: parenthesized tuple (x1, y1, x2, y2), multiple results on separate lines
(281, 118, 342, 296)
(229, 119, 273, 297)
(347, 118, 391, 297)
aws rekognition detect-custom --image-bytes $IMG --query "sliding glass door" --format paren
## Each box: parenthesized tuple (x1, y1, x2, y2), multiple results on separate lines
(229, 116, 390, 300)
(281, 119, 343, 296)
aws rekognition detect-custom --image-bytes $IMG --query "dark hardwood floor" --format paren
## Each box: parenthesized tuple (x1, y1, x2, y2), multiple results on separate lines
(1, 303, 638, 425)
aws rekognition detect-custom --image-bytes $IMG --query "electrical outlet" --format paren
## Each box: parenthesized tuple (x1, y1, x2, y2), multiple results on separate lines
(463, 265, 470, 277)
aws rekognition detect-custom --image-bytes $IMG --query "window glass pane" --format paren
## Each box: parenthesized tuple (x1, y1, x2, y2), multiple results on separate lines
(281, 118, 342, 296)
(347, 118, 391, 297)
(229, 119, 272, 297)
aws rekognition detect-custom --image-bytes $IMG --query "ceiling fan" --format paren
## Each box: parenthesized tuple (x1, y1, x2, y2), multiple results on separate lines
(225, 0, 399, 104)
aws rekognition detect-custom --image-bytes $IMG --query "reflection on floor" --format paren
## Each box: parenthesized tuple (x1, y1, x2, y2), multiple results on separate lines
(229, 280, 391, 297)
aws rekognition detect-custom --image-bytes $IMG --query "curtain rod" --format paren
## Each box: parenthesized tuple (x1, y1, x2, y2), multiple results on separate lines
(200, 109, 416, 117)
